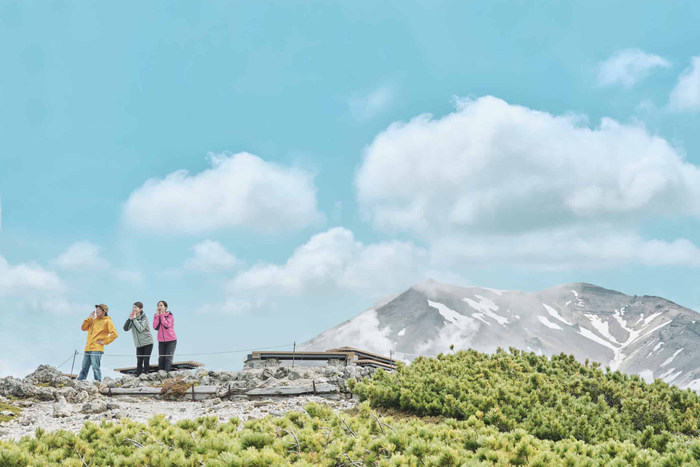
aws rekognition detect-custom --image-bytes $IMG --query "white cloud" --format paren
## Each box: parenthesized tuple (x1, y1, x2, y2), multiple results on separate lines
(356, 95, 700, 237)
(228, 227, 427, 297)
(123, 152, 324, 234)
(184, 240, 242, 272)
(669, 56, 700, 112)
(35, 297, 92, 316)
(195, 298, 266, 316)
(0, 255, 64, 295)
(349, 85, 395, 121)
(431, 228, 700, 269)
(54, 241, 108, 271)
(597, 49, 671, 87)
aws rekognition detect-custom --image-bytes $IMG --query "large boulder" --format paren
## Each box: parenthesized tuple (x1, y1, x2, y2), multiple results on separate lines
(24, 365, 63, 386)
(0, 377, 37, 398)
(33, 386, 56, 401)
(73, 381, 98, 394)
(56, 387, 77, 402)
(72, 390, 90, 404)
(81, 400, 108, 414)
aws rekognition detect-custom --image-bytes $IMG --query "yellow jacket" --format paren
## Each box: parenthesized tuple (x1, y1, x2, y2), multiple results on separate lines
(81, 316, 118, 352)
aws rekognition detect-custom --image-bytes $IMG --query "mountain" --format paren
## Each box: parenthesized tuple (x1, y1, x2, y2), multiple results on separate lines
(301, 280, 700, 390)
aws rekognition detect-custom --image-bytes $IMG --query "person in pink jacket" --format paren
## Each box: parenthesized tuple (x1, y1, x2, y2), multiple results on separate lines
(153, 300, 177, 372)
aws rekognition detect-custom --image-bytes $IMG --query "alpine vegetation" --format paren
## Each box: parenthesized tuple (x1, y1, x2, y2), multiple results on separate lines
(5, 349, 700, 465)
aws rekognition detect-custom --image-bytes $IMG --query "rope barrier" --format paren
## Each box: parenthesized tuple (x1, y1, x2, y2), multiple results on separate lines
(74, 343, 295, 358)
(55, 353, 77, 370)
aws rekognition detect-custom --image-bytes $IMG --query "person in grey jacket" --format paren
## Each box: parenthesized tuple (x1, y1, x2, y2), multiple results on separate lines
(123, 301, 154, 376)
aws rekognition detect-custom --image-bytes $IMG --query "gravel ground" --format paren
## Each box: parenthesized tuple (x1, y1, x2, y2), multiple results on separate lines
(0, 395, 358, 442)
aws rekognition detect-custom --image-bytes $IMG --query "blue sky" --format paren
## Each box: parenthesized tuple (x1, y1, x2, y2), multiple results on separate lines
(2, 1, 700, 378)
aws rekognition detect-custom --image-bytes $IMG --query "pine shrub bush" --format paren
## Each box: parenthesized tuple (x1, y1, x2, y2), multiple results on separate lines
(350, 348, 700, 447)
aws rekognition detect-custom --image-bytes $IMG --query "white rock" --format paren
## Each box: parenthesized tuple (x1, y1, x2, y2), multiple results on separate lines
(53, 397, 71, 418)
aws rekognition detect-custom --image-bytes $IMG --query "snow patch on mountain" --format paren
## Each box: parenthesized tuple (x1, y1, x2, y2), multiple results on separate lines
(644, 312, 663, 327)
(538, 316, 563, 330)
(639, 369, 654, 383)
(585, 314, 620, 344)
(463, 295, 508, 326)
(578, 326, 617, 352)
(543, 304, 572, 326)
(661, 348, 684, 368)
(686, 379, 700, 391)
(429, 300, 475, 331)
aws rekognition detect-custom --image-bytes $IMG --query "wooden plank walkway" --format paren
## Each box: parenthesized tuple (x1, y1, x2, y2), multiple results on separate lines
(114, 361, 204, 375)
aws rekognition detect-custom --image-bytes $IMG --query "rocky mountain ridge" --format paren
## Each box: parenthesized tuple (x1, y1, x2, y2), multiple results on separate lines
(302, 280, 700, 390)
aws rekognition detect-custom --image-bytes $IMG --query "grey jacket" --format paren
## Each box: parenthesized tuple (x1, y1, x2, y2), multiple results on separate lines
(123, 311, 154, 348)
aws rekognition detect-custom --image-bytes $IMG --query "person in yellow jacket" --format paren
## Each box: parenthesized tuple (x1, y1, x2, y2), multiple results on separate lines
(77, 303, 118, 382)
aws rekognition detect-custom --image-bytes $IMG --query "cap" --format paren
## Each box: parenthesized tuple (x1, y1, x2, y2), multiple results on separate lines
(95, 303, 109, 314)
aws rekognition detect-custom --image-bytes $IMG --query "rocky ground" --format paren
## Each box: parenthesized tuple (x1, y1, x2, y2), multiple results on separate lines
(0, 364, 375, 442)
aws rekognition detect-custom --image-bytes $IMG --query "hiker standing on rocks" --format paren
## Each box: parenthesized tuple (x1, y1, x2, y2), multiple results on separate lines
(153, 300, 177, 372)
(78, 303, 118, 382)
(123, 301, 154, 377)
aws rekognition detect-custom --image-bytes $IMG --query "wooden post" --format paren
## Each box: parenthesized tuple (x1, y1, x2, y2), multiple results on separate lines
(191, 384, 195, 402)
(312, 380, 317, 396)
(228, 384, 231, 399)
(70, 350, 78, 376)
(108, 387, 112, 397)
(292, 342, 296, 368)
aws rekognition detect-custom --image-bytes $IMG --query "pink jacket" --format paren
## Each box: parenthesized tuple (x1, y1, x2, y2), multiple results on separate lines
(153, 311, 177, 342)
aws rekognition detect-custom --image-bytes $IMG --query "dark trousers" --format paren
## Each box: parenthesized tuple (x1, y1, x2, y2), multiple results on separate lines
(158, 340, 177, 372)
(135, 344, 153, 376)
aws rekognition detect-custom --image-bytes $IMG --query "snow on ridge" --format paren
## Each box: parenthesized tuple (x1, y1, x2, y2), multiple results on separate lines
(472, 313, 490, 326)
(543, 303, 572, 325)
(565, 300, 572, 306)
(653, 341, 664, 352)
(538, 316, 563, 330)
(661, 348, 684, 368)
(644, 312, 663, 327)
(398, 328, 406, 337)
(659, 367, 683, 383)
(429, 300, 476, 331)
(571, 290, 579, 298)
(685, 379, 700, 392)
(463, 295, 509, 326)
(578, 326, 618, 352)
(584, 313, 620, 344)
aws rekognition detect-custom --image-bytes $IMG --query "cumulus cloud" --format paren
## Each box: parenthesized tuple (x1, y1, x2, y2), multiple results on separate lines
(228, 227, 427, 297)
(29, 297, 92, 316)
(356, 96, 700, 237)
(597, 49, 671, 87)
(431, 228, 700, 270)
(669, 56, 700, 112)
(54, 241, 108, 271)
(349, 85, 395, 121)
(184, 240, 242, 272)
(195, 298, 266, 316)
(123, 152, 324, 234)
(0, 255, 64, 295)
